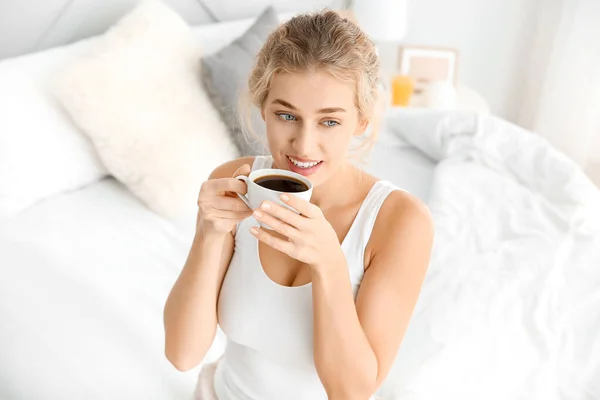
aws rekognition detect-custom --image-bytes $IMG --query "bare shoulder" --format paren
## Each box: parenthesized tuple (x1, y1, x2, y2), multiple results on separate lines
(367, 188, 435, 268)
(208, 156, 256, 180)
(380, 190, 433, 229)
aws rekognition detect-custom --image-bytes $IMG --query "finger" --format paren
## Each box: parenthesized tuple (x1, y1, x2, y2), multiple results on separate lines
(206, 209, 253, 220)
(211, 178, 248, 195)
(252, 209, 301, 241)
(232, 164, 251, 179)
(258, 201, 306, 229)
(279, 194, 322, 219)
(250, 226, 296, 255)
(211, 196, 251, 212)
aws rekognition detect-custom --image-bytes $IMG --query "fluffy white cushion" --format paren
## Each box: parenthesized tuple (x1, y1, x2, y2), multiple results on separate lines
(53, 0, 237, 219)
(0, 39, 108, 218)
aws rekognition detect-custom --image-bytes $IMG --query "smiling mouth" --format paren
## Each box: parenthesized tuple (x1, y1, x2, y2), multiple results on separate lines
(286, 155, 323, 169)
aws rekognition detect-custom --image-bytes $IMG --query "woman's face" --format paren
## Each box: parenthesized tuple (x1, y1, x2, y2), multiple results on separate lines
(261, 70, 367, 187)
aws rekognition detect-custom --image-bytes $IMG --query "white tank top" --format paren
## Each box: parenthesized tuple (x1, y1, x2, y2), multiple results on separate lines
(212, 156, 400, 400)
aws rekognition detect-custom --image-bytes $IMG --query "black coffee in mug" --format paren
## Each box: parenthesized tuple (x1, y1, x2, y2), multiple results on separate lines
(254, 175, 309, 193)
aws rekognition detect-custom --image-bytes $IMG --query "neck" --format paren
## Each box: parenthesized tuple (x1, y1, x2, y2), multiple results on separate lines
(309, 162, 362, 211)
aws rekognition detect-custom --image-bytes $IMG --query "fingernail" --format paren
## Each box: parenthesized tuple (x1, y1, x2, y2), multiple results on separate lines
(250, 227, 259, 235)
(261, 202, 271, 210)
(280, 194, 290, 202)
(253, 210, 263, 218)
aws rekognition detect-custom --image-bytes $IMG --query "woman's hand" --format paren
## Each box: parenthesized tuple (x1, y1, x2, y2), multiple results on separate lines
(196, 164, 253, 237)
(250, 194, 345, 269)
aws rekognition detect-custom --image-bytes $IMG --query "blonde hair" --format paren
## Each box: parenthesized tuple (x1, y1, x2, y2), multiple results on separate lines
(239, 9, 383, 160)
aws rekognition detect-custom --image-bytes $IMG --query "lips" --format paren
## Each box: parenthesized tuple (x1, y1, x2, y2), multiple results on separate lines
(286, 155, 323, 176)
(287, 156, 321, 168)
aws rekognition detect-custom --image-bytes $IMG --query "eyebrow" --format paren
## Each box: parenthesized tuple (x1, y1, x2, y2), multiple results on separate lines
(272, 98, 347, 114)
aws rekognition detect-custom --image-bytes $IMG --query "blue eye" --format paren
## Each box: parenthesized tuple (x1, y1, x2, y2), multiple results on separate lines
(276, 113, 296, 121)
(323, 120, 340, 127)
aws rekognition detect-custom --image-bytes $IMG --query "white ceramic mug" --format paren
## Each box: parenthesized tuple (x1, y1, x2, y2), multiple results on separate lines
(235, 169, 313, 229)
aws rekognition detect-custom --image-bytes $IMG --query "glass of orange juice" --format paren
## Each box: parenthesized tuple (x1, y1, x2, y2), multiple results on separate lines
(391, 75, 414, 107)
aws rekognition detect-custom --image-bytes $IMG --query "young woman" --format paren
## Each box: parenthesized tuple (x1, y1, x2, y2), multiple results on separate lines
(164, 10, 434, 400)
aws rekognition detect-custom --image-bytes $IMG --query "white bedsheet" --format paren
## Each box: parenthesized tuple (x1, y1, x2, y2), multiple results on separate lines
(377, 109, 600, 399)
(0, 129, 435, 399)
(0, 179, 222, 399)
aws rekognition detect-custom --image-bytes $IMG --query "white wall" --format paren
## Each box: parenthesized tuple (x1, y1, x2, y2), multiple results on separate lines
(402, 0, 540, 122)
(0, 0, 343, 59)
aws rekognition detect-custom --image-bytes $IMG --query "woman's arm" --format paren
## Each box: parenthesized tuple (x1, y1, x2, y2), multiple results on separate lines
(163, 231, 233, 371)
(311, 192, 434, 399)
(163, 158, 253, 371)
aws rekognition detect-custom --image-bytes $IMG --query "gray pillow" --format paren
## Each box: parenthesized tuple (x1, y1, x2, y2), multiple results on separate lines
(201, 7, 278, 156)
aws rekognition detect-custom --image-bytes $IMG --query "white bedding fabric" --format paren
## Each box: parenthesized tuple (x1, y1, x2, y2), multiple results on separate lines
(377, 109, 600, 399)
(0, 178, 223, 399)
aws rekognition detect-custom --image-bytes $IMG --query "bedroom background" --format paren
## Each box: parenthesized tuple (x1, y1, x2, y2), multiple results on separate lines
(2, 0, 598, 185)
(1, 0, 599, 399)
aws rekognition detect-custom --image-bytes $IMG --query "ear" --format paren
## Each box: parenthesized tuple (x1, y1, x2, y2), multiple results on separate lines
(354, 118, 370, 136)
(260, 108, 266, 121)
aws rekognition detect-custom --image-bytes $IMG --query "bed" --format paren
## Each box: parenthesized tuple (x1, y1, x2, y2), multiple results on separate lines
(1, 2, 599, 400)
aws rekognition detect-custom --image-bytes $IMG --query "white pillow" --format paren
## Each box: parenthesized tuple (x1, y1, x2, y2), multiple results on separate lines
(0, 39, 108, 218)
(53, 0, 238, 219)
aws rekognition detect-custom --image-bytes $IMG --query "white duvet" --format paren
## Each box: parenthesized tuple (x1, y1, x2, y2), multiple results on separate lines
(377, 110, 600, 399)
(0, 179, 226, 399)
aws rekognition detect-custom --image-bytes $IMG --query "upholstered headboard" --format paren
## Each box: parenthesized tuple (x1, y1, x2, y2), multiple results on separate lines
(0, 0, 346, 59)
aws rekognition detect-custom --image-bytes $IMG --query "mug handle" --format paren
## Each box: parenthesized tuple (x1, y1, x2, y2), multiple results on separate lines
(234, 175, 252, 209)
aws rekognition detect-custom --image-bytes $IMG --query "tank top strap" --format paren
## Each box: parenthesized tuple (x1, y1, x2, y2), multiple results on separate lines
(343, 180, 404, 282)
(357, 180, 402, 241)
(252, 155, 273, 171)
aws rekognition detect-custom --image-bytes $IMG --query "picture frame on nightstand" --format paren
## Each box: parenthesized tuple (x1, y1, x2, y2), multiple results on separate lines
(398, 45, 460, 95)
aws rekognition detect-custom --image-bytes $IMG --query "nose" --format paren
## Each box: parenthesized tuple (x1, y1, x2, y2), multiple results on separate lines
(291, 124, 318, 157)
